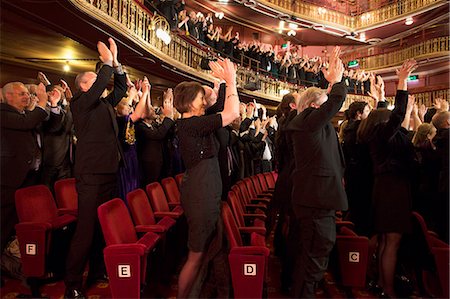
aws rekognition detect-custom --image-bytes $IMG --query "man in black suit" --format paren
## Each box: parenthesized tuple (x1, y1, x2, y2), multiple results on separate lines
(41, 85, 74, 191)
(0, 82, 49, 254)
(287, 47, 348, 298)
(64, 38, 127, 299)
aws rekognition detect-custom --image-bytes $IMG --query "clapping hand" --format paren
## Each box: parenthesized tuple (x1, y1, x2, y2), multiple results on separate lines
(162, 88, 174, 119)
(209, 58, 237, 85)
(323, 46, 344, 85)
(36, 83, 49, 108)
(396, 59, 418, 82)
(97, 40, 113, 66)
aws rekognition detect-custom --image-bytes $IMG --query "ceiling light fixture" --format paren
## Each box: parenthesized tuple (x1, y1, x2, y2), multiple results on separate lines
(288, 23, 298, 30)
(63, 61, 70, 72)
(405, 17, 413, 25)
(279, 20, 285, 28)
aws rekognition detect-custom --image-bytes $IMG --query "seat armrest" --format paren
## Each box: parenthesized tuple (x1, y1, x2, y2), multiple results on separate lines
(57, 208, 78, 217)
(154, 211, 181, 219)
(135, 224, 167, 233)
(104, 243, 147, 256)
(230, 246, 270, 257)
(239, 226, 266, 236)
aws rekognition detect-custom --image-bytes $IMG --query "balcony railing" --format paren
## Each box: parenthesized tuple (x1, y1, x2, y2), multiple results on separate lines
(259, 0, 445, 31)
(356, 37, 449, 70)
(70, 0, 293, 100)
(386, 88, 450, 107)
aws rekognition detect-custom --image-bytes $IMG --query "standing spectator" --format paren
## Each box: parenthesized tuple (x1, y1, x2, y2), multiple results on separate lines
(286, 47, 347, 298)
(359, 59, 418, 297)
(0, 82, 49, 255)
(431, 110, 449, 243)
(41, 85, 74, 192)
(174, 58, 239, 298)
(135, 88, 175, 186)
(64, 38, 127, 298)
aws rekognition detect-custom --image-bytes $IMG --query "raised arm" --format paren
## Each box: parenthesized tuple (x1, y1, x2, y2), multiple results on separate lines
(129, 78, 150, 123)
(209, 59, 240, 126)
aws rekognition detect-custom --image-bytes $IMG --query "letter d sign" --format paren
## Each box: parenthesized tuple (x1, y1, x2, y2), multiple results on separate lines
(244, 264, 256, 276)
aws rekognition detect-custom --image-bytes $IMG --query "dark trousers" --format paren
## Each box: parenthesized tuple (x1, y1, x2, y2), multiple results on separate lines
(292, 206, 336, 298)
(41, 159, 72, 193)
(65, 173, 116, 288)
(1, 169, 40, 253)
(141, 160, 162, 187)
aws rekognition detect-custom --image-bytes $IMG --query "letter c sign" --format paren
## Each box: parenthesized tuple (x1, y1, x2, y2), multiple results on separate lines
(349, 252, 359, 263)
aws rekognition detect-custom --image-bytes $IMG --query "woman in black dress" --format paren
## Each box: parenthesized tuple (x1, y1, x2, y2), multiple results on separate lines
(357, 59, 417, 297)
(174, 58, 240, 298)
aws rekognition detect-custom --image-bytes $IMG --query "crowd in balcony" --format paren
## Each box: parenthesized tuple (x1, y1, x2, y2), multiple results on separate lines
(1, 37, 449, 299)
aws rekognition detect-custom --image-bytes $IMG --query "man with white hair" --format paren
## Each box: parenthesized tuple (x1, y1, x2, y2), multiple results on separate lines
(286, 47, 348, 298)
(0, 82, 49, 255)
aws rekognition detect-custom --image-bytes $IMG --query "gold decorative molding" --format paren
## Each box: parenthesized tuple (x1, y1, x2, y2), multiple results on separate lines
(357, 37, 449, 70)
(386, 88, 449, 107)
(258, 0, 446, 32)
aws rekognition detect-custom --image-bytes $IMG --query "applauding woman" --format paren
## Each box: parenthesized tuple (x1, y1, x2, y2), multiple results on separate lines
(174, 58, 239, 297)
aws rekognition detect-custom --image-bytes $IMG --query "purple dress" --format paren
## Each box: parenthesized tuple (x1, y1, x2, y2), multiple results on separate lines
(117, 114, 140, 201)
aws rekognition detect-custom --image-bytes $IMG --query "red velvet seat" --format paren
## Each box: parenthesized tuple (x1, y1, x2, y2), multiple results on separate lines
(335, 226, 369, 287)
(222, 202, 269, 298)
(126, 188, 176, 234)
(227, 190, 266, 235)
(161, 177, 181, 207)
(243, 177, 271, 203)
(256, 173, 273, 193)
(236, 181, 269, 209)
(411, 212, 450, 298)
(15, 185, 76, 297)
(263, 172, 276, 189)
(174, 173, 184, 189)
(232, 184, 267, 213)
(146, 182, 184, 219)
(54, 178, 78, 216)
(98, 198, 161, 298)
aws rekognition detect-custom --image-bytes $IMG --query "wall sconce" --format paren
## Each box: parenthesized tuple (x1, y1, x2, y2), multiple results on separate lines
(405, 17, 413, 25)
(150, 13, 171, 45)
(215, 12, 224, 19)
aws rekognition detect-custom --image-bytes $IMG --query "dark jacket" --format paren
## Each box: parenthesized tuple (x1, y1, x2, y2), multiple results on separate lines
(70, 65, 127, 175)
(287, 82, 348, 210)
(0, 103, 49, 187)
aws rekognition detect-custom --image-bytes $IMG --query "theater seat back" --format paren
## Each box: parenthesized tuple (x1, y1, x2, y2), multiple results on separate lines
(146, 182, 170, 212)
(54, 178, 78, 210)
(15, 185, 58, 223)
(161, 177, 180, 204)
(222, 202, 243, 248)
(263, 172, 275, 189)
(127, 189, 157, 226)
(98, 198, 138, 245)
(175, 173, 184, 189)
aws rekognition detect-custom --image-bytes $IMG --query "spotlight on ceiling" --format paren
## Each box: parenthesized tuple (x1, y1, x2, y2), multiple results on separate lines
(405, 17, 413, 25)
(287, 30, 296, 36)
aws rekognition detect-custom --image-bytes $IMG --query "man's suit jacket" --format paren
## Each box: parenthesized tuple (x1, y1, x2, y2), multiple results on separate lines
(0, 103, 49, 188)
(70, 65, 127, 175)
(42, 105, 73, 167)
(287, 82, 348, 211)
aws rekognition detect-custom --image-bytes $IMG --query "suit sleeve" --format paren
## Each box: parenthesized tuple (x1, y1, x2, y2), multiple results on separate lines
(378, 90, 408, 141)
(43, 109, 65, 133)
(104, 72, 128, 107)
(1, 108, 48, 130)
(304, 82, 348, 132)
(74, 65, 114, 113)
(206, 82, 226, 115)
(136, 118, 174, 140)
